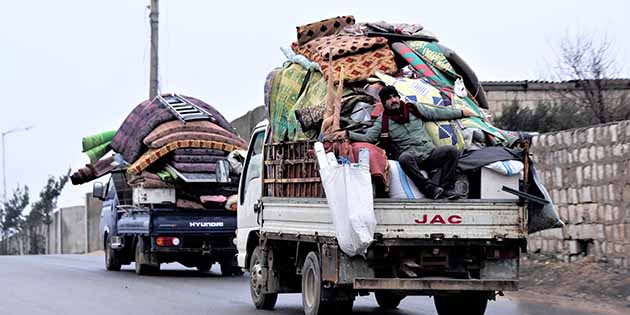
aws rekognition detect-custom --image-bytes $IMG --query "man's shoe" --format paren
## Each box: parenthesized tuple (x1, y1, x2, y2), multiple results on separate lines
(430, 187, 444, 199)
(440, 189, 461, 200)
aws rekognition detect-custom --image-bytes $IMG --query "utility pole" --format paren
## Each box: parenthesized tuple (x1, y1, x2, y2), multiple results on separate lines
(149, 0, 159, 100)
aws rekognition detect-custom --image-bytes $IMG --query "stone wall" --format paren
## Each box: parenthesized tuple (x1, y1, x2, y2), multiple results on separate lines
(529, 120, 630, 267)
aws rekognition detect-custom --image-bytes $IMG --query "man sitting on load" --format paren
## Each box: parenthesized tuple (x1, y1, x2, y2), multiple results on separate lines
(336, 86, 477, 199)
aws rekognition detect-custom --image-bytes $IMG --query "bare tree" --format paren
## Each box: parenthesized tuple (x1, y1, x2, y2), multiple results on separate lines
(551, 32, 630, 124)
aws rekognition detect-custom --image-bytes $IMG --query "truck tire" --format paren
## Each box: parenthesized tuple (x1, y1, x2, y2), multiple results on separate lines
(302, 251, 339, 315)
(249, 246, 278, 309)
(105, 235, 121, 271)
(135, 238, 159, 275)
(434, 292, 489, 315)
(375, 292, 405, 309)
(221, 256, 244, 277)
(196, 261, 212, 273)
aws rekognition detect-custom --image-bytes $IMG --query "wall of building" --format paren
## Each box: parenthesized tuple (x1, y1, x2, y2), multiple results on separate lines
(483, 79, 630, 118)
(529, 120, 630, 267)
(231, 105, 267, 141)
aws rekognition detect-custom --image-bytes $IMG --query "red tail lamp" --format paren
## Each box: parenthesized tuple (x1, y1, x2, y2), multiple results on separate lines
(156, 237, 181, 247)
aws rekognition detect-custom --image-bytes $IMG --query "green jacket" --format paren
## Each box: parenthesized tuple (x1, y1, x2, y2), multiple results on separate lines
(349, 103, 464, 160)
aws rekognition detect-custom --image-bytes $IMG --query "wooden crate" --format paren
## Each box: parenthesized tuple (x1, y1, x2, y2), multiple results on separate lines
(263, 141, 325, 197)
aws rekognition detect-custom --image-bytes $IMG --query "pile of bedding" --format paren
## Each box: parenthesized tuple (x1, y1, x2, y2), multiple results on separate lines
(71, 94, 246, 210)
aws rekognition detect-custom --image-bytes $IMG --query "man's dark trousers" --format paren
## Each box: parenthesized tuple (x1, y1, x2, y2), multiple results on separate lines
(398, 146, 459, 196)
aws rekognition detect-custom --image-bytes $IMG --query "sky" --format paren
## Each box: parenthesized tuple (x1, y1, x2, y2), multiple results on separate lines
(0, 0, 629, 210)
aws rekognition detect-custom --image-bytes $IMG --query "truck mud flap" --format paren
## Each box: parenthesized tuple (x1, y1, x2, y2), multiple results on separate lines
(353, 278, 518, 291)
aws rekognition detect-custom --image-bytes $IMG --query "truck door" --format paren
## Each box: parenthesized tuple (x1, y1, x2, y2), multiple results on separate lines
(236, 127, 265, 266)
(99, 176, 118, 240)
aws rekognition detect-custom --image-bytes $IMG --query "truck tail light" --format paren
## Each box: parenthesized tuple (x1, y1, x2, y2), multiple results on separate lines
(156, 237, 180, 247)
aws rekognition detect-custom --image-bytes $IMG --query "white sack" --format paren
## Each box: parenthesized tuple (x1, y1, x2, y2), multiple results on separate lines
(319, 157, 376, 257)
(483, 160, 524, 176)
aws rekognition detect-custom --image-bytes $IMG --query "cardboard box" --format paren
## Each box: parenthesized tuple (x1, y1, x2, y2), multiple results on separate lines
(480, 168, 520, 200)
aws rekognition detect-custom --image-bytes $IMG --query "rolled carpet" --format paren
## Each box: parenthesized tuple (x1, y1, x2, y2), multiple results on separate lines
(85, 141, 112, 164)
(82, 130, 116, 152)
(71, 156, 115, 185)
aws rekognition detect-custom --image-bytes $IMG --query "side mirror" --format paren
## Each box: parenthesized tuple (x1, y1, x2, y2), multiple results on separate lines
(215, 160, 231, 183)
(93, 182, 106, 200)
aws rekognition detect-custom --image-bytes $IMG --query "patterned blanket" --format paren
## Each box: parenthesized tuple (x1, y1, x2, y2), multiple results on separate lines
(268, 63, 309, 141)
(292, 36, 397, 84)
(287, 70, 328, 140)
(127, 140, 239, 175)
(173, 148, 225, 156)
(147, 131, 245, 150)
(173, 154, 225, 163)
(169, 161, 217, 173)
(144, 120, 244, 147)
(296, 16, 355, 45)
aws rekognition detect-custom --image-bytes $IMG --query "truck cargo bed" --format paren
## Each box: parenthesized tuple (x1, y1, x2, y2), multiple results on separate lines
(261, 197, 526, 240)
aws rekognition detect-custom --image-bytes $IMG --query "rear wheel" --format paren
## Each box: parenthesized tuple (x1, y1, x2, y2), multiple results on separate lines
(375, 292, 405, 309)
(105, 235, 121, 271)
(249, 247, 278, 309)
(196, 260, 212, 273)
(302, 251, 352, 315)
(434, 292, 489, 315)
(135, 238, 159, 275)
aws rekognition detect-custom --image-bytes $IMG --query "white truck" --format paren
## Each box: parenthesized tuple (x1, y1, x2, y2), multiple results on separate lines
(237, 120, 528, 315)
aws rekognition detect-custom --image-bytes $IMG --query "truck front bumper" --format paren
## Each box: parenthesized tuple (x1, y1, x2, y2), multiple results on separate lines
(353, 278, 518, 291)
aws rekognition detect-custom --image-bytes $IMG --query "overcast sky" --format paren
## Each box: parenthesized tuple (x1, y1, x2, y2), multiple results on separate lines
(1, 0, 629, 209)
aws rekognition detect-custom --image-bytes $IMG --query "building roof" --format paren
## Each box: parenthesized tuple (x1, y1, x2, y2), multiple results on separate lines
(481, 79, 630, 91)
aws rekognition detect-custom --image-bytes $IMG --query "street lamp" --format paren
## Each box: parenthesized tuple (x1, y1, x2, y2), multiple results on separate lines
(1, 125, 34, 203)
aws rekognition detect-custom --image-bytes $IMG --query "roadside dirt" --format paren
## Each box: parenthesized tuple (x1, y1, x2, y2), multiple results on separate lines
(516, 253, 630, 313)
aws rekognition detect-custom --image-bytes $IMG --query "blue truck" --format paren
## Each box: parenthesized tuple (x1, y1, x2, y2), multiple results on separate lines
(94, 168, 241, 276)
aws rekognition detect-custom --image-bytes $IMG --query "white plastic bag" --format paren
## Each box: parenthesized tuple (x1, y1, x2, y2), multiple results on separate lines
(318, 149, 376, 257)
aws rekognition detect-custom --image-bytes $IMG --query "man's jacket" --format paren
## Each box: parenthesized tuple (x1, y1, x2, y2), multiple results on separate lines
(348, 102, 463, 161)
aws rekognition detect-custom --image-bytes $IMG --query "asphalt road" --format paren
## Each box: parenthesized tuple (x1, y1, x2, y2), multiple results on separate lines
(0, 255, 618, 315)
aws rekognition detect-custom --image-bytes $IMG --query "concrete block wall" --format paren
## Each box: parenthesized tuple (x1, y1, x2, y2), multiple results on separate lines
(529, 120, 630, 267)
(1, 193, 104, 256)
(86, 194, 103, 252)
(60, 206, 86, 254)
